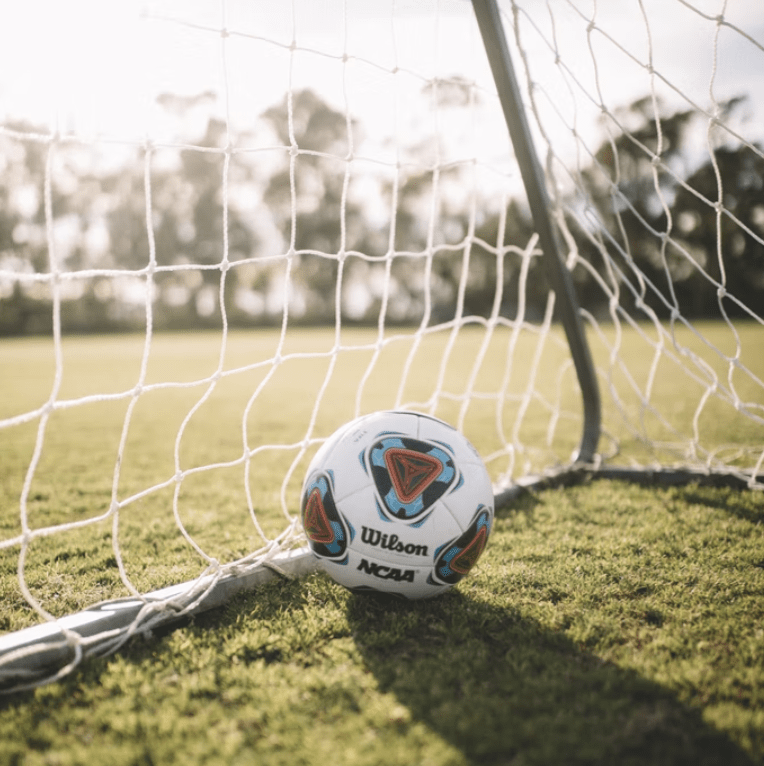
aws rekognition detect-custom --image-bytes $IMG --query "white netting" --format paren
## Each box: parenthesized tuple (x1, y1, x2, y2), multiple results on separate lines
(507, 0, 764, 479)
(0, 0, 762, 689)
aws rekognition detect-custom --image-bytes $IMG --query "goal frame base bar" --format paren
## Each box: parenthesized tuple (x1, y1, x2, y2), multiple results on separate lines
(0, 547, 318, 694)
(2, 464, 759, 693)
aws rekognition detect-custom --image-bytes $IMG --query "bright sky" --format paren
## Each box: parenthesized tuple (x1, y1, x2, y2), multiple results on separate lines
(0, 0, 762, 153)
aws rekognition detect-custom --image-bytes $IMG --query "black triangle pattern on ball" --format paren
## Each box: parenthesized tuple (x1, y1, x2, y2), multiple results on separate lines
(384, 448, 443, 503)
(303, 487, 334, 544)
(430, 505, 492, 586)
(367, 434, 457, 522)
(300, 471, 350, 563)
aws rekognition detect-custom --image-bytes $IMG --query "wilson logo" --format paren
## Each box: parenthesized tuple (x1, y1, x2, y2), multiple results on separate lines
(357, 558, 415, 582)
(360, 526, 428, 557)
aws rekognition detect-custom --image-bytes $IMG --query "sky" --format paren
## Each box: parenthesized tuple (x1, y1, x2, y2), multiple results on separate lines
(0, 0, 762, 161)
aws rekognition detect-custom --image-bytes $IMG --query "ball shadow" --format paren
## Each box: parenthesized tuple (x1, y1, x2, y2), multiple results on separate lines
(346, 590, 754, 766)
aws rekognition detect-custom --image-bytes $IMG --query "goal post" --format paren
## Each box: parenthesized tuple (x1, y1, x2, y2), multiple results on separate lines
(475, 0, 763, 494)
(1, 0, 763, 692)
(473, 0, 601, 467)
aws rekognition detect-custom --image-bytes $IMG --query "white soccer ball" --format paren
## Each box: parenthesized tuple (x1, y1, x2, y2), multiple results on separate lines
(300, 410, 494, 599)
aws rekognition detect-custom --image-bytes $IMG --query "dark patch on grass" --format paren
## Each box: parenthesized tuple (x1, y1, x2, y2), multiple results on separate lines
(669, 485, 763, 526)
(643, 608, 664, 627)
(495, 487, 544, 523)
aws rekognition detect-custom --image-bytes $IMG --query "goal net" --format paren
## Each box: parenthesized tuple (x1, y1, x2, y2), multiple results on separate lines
(0, 0, 762, 690)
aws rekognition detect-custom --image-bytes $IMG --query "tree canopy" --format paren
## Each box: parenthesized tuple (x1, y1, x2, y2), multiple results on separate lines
(0, 90, 761, 335)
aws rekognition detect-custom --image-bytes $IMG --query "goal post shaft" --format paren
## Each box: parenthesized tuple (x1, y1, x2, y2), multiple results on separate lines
(472, 0, 601, 464)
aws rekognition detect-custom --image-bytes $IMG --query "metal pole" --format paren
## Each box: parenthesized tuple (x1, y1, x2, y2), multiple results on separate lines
(0, 547, 317, 693)
(472, 0, 601, 464)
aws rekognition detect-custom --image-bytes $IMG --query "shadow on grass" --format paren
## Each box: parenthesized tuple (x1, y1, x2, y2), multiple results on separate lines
(679, 484, 764, 526)
(346, 590, 754, 766)
(0, 572, 756, 766)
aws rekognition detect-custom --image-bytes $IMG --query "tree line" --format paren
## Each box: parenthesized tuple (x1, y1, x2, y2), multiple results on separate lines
(0, 88, 761, 336)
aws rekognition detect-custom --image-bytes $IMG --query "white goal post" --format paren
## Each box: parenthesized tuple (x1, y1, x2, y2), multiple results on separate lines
(1, 0, 763, 691)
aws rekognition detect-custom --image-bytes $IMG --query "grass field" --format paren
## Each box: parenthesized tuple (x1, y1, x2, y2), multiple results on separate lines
(0, 323, 762, 765)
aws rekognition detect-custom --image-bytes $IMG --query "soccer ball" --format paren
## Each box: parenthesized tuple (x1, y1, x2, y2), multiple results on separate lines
(300, 410, 494, 599)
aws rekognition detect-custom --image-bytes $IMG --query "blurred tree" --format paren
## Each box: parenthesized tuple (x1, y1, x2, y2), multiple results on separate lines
(669, 143, 764, 317)
(571, 96, 763, 319)
(3, 88, 761, 335)
(105, 114, 260, 329)
(259, 89, 372, 324)
(387, 161, 542, 324)
(473, 198, 543, 321)
(0, 122, 61, 333)
(373, 76, 548, 326)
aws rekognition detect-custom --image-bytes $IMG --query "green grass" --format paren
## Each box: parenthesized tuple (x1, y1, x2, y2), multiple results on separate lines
(0, 324, 763, 765)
